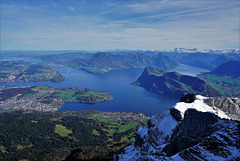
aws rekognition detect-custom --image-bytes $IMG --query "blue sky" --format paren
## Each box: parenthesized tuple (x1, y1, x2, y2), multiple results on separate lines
(1, 0, 239, 50)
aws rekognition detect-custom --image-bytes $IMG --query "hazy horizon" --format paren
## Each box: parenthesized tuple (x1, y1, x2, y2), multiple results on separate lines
(1, 48, 239, 52)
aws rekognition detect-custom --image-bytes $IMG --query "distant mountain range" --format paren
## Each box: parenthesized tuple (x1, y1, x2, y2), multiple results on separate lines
(39, 52, 178, 74)
(132, 66, 220, 98)
(3, 49, 239, 72)
(179, 53, 238, 70)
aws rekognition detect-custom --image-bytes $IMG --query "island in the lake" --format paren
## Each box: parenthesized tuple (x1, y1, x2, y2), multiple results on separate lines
(0, 85, 113, 112)
(0, 61, 65, 83)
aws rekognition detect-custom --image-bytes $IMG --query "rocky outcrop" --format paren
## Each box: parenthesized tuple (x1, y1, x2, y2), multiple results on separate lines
(204, 97, 240, 121)
(163, 109, 218, 156)
(170, 93, 197, 121)
(177, 119, 240, 161)
(180, 93, 196, 103)
(117, 95, 240, 161)
(170, 108, 182, 121)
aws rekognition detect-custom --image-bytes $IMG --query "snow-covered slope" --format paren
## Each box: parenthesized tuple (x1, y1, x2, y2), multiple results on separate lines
(174, 95, 229, 120)
(117, 94, 240, 161)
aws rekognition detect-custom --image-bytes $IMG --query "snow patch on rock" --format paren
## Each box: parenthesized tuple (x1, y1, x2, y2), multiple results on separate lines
(174, 95, 229, 119)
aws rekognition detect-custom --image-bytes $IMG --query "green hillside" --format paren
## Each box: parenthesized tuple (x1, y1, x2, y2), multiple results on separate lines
(132, 66, 220, 97)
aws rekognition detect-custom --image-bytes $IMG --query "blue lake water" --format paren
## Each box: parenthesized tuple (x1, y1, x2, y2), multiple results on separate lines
(168, 63, 209, 76)
(0, 60, 209, 116)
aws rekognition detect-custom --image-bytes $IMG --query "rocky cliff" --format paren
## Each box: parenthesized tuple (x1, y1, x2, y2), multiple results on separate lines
(117, 94, 240, 160)
(204, 97, 240, 121)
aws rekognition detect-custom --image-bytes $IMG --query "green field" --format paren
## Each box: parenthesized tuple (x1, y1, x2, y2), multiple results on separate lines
(17, 145, 33, 150)
(119, 123, 136, 133)
(199, 74, 240, 96)
(0, 145, 6, 152)
(55, 88, 78, 101)
(87, 112, 143, 152)
(55, 124, 73, 137)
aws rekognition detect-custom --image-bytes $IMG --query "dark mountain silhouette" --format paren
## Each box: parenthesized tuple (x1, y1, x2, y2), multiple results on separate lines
(208, 61, 240, 76)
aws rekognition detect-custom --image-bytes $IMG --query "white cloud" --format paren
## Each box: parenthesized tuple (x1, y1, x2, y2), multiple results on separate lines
(67, 6, 79, 15)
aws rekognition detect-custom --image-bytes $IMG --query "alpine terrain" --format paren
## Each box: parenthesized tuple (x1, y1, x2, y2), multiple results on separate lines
(117, 93, 240, 161)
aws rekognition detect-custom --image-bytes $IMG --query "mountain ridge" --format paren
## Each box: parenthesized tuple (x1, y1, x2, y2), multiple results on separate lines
(179, 53, 237, 70)
(39, 52, 178, 74)
(117, 94, 240, 160)
(132, 66, 220, 98)
(206, 61, 240, 76)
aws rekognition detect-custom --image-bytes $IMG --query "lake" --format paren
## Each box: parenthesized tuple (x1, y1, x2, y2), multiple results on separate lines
(0, 60, 208, 116)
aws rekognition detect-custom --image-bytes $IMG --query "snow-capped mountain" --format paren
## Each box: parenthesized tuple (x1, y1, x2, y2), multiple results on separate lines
(117, 93, 240, 161)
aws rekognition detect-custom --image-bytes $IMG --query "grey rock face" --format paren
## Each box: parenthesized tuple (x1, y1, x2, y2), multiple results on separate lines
(204, 97, 240, 121)
(163, 109, 218, 156)
(178, 119, 240, 161)
(117, 95, 240, 161)
(170, 107, 182, 121)
(180, 93, 196, 103)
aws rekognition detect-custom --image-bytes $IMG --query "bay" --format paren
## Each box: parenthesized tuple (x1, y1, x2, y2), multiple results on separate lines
(168, 63, 210, 76)
(0, 60, 208, 116)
